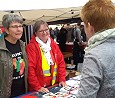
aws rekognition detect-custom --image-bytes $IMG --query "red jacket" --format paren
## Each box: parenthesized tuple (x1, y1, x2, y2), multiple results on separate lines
(26, 35, 66, 91)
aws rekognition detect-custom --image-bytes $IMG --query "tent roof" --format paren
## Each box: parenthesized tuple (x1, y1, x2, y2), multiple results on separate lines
(0, 6, 82, 26)
(48, 17, 82, 25)
(0, 0, 88, 10)
(0, 0, 88, 25)
(0, 0, 115, 26)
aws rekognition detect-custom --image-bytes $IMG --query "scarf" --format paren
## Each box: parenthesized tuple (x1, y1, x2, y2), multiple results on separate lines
(85, 28, 115, 52)
(36, 37, 54, 66)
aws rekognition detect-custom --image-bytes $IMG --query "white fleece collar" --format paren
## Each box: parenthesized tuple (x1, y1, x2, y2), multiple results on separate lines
(36, 37, 54, 66)
(85, 28, 115, 52)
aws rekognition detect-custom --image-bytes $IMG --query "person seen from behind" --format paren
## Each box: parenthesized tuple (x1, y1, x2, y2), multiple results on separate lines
(76, 0, 115, 98)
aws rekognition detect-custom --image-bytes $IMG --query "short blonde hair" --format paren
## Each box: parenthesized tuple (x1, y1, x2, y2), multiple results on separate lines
(81, 0, 115, 32)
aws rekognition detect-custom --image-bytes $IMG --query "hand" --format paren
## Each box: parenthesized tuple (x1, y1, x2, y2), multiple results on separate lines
(38, 87, 49, 93)
(78, 42, 83, 46)
(59, 81, 67, 87)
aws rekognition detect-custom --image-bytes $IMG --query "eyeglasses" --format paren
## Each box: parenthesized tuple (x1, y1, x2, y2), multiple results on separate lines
(9, 25, 23, 29)
(38, 29, 49, 33)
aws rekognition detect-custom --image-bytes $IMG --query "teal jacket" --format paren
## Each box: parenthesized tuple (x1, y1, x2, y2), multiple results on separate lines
(0, 37, 28, 98)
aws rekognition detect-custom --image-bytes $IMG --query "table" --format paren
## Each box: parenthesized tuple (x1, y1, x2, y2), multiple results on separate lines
(66, 70, 80, 78)
(66, 42, 87, 53)
(15, 71, 81, 98)
(15, 84, 59, 98)
(62, 52, 73, 59)
(66, 42, 74, 53)
(15, 84, 76, 98)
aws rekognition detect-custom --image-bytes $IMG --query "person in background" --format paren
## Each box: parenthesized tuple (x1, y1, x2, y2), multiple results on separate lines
(72, 23, 85, 70)
(49, 27, 55, 39)
(26, 20, 67, 93)
(0, 28, 5, 38)
(0, 28, 3, 37)
(0, 14, 28, 98)
(66, 23, 73, 42)
(76, 0, 115, 98)
(73, 23, 82, 43)
(54, 27, 59, 39)
(80, 24, 87, 42)
(57, 24, 68, 52)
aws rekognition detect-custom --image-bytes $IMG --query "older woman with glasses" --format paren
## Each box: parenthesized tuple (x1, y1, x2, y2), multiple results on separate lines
(0, 14, 28, 98)
(26, 20, 67, 93)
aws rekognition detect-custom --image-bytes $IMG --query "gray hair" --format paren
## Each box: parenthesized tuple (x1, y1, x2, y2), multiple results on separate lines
(33, 20, 48, 35)
(2, 14, 23, 29)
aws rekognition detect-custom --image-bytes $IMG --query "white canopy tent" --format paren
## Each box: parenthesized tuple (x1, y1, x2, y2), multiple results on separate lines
(0, 0, 115, 26)
(0, 0, 88, 10)
(0, 0, 115, 44)
(6, 6, 82, 25)
(0, 0, 89, 26)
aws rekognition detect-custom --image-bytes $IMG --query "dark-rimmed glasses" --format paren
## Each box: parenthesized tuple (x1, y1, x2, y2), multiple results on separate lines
(38, 29, 49, 33)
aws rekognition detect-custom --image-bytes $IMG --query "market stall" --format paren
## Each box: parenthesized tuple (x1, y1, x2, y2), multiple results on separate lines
(15, 71, 81, 98)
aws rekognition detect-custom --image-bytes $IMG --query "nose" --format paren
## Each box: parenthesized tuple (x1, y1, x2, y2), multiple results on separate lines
(43, 30, 47, 33)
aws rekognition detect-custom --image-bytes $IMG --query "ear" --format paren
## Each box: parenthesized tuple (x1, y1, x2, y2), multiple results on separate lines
(34, 32, 37, 36)
(4, 28, 9, 34)
(88, 22, 95, 34)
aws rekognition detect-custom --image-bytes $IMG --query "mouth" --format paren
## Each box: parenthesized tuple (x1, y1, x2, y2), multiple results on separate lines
(15, 33, 22, 35)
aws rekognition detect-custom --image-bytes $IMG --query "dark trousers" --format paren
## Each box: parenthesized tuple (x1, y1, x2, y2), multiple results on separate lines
(58, 43, 66, 52)
(73, 41, 85, 70)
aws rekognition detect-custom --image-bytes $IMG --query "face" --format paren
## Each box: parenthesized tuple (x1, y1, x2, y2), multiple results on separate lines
(84, 22, 95, 40)
(5, 22, 23, 42)
(35, 24, 50, 43)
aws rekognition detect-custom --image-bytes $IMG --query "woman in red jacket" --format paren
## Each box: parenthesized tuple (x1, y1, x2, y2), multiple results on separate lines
(26, 20, 67, 93)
